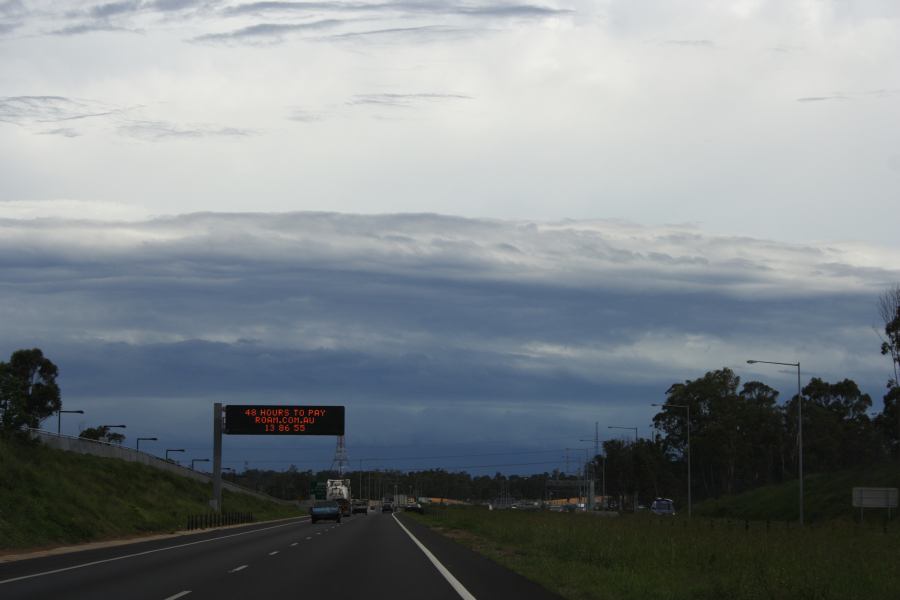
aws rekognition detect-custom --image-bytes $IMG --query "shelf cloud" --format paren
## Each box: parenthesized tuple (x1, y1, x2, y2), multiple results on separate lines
(0, 211, 895, 456)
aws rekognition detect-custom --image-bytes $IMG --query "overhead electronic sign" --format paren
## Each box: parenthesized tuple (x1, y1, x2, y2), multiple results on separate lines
(224, 405, 345, 436)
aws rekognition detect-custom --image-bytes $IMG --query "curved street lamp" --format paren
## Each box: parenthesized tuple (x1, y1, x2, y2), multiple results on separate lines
(747, 359, 804, 526)
(57, 409, 84, 435)
(136, 437, 157, 452)
(652, 403, 691, 518)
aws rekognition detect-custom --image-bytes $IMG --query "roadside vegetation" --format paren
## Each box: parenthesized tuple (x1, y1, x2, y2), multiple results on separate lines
(0, 435, 301, 551)
(410, 505, 900, 600)
(695, 460, 900, 522)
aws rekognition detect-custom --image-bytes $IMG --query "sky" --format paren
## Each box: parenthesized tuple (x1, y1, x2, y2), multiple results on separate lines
(1, 1, 899, 476)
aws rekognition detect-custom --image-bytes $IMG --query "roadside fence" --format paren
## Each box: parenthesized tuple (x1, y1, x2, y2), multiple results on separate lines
(186, 512, 254, 531)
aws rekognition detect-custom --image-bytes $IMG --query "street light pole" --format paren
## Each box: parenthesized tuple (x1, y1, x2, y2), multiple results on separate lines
(652, 403, 691, 518)
(57, 409, 84, 435)
(166, 448, 185, 463)
(99, 424, 126, 443)
(191, 458, 210, 471)
(748, 359, 803, 526)
(136, 437, 157, 452)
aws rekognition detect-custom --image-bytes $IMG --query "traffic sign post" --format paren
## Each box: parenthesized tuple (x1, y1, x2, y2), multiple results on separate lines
(211, 404, 346, 512)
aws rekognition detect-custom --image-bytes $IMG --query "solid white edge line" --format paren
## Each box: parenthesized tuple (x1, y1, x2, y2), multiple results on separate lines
(163, 591, 191, 600)
(392, 514, 477, 600)
(0, 518, 309, 586)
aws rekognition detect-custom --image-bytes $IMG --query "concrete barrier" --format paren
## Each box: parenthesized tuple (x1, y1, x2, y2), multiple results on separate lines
(29, 429, 297, 507)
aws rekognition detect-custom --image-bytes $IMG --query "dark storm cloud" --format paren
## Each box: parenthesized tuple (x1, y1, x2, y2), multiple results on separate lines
(327, 24, 460, 41)
(68, 0, 212, 18)
(0, 0, 25, 17)
(0, 95, 122, 125)
(287, 108, 324, 122)
(116, 119, 255, 139)
(191, 18, 343, 43)
(347, 93, 472, 107)
(796, 95, 848, 102)
(49, 22, 139, 35)
(86, 0, 143, 18)
(224, 1, 571, 19)
(663, 39, 713, 47)
(1, 213, 895, 464)
(0, 95, 249, 140)
(39, 127, 81, 137)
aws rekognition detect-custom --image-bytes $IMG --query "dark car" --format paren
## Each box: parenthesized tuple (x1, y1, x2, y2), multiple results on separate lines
(405, 501, 424, 514)
(650, 498, 676, 516)
(352, 499, 369, 514)
(382, 502, 394, 513)
(310, 500, 342, 523)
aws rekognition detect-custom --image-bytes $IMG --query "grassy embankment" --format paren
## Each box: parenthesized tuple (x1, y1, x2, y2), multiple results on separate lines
(695, 461, 900, 522)
(409, 504, 900, 600)
(0, 436, 301, 551)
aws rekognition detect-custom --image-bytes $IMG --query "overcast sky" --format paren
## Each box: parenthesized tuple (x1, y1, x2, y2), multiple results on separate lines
(2, 1, 899, 475)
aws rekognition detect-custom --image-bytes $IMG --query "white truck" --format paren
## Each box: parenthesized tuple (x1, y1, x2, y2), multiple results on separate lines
(326, 479, 352, 517)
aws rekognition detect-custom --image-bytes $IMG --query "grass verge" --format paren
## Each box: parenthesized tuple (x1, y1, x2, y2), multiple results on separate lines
(409, 506, 900, 600)
(0, 435, 301, 551)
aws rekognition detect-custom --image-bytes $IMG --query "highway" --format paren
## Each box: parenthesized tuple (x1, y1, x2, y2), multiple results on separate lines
(0, 512, 560, 600)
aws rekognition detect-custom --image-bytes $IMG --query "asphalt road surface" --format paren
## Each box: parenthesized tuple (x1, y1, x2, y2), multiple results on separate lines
(0, 511, 561, 600)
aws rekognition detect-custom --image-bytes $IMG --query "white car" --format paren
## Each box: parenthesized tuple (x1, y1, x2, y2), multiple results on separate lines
(650, 498, 675, 516)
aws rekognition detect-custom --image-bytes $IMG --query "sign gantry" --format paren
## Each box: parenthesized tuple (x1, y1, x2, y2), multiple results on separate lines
(211, 403, 346, 511)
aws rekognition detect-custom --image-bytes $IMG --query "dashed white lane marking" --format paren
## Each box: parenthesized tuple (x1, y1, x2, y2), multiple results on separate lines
(305, 537, 312, 540)
(0, 518, 309, 586)
(269, 551, 279, 556)
(290, 542, 298, 547)
(229, 565, 248, 573)
(392, 515, 477, 600)
(163, 591, 191, 600)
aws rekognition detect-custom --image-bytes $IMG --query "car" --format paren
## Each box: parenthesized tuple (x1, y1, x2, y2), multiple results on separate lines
(382, 502, 394, 513)
(650, 498, 676, 516)
(405, 502, 424, 514)
(352, 499, 369, 514)
(310, 500, 342, 523)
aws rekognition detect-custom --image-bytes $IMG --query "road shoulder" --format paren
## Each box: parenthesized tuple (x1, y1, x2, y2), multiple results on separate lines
(0, 516, 308, 564)
(397, 512, 563, 600)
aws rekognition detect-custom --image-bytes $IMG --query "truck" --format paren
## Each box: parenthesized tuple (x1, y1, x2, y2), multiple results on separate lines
(326, 479, 352, 517)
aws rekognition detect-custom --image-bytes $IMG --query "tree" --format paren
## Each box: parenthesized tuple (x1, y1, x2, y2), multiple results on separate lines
(792, 378, 879, 471)
(877, 285, 900, 455)
(655, 368, 784, 498)
(0, 348, 61, 433)
(878, 285, 900, 388)
(79, 426, 125, 444)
